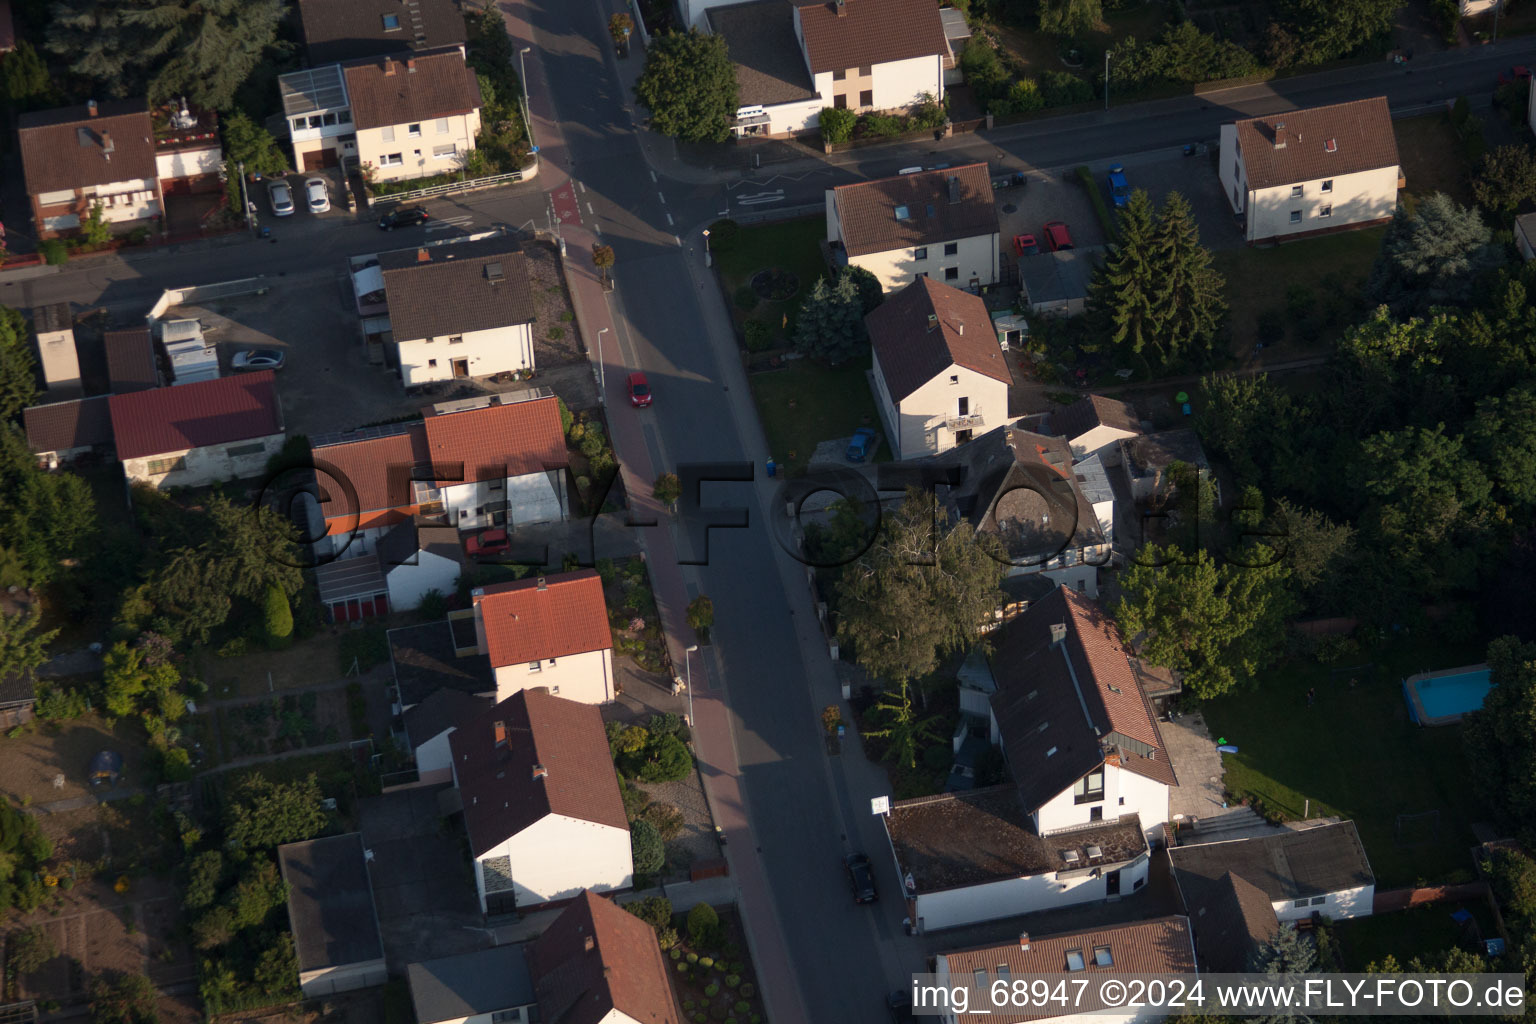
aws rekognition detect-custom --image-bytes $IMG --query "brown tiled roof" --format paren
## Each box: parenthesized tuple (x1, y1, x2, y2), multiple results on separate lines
(1169, 821, 1375, 904)
(471, 569, 611, 668)
(1175, 870, 1279, 973)
(379, 236, 536, 342)
(449, 690, 627, 856)
(832, 163, 996, 257)
(23, 396, 113, 454)
(1233, 96, 1399, 192)
(708, 1, 817, 107)
(18, 100, 158, 196)
(341, 47, 480, 131)
(297, 0, 466, 64)
(103, 328, 159, 393)
(868, 277, 1010, 403)
(883, 786, 1146, 891)
(793, 0, 948, 76)
(421, 394, 567, 483)
(107, 372, 282, 460)
(0, 0, 14, 53)
(387, 619, 496, 708)
(1049, 394, 1142, 444)
(939, 916, 1196, 1020)
(989, 586, 1175, 813)
(31, 303, 72, 334)
(312, 422, 430, 523)
(533, 890, 682, 1024)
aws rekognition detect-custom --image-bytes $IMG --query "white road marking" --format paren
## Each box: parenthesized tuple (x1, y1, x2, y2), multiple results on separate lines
(577, 181, 586, 194)
(734, 190, 784, 206)
(666, 212, 674, 225)
(650, 170, 658, 183)
(657, 192, 667, 205)
(586, 201, 594, 215)
(674, 235, 681, 246)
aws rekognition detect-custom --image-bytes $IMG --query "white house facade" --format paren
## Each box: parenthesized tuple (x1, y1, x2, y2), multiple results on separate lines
(472, 570, 615, 705)
(108, 372, 286, 492)
(794, 0, 947, 113)
(873, 354, 1008, 461)
(18, 100, 166, 239)
(1220, 97, 1401, 245)
(472, 814, 632, 914)
(397, 322, 534, 388)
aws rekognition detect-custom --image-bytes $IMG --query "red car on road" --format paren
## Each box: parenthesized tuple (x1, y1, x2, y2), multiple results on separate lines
(627, 371, 652, 408)
(1498, 66, 1532, 85)
(1043, 222, 1074, 251)
(465, 529, 509, 558)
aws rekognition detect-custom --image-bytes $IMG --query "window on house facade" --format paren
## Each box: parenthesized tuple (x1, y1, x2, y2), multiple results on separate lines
(1321, 179, 1333, 193)
(529, 661, 542, 672)
(381, 153, 404, 166)
(322, 112, 338, 126)
(408, 123, 422, 137)
(833, 95, 847, 109)
(944, 267, 958, 281)
(1073, 769, 1105, 803)
(1290, 185, 1303, 197)
(858, 65, 872, 75)
(292, 118, 308, 133)
(1319, 205, 1333, 218)
(382, 12, 401, 29)
(428, 358, 438, 367)
(914, 247, 928, 259)
(226, 442, 266, 458)
(436, 117, 451, 134)
(833, 69, 847, 81)
(490, 1011, 523, 1024)
(381, 125, 395, 142)
(146, 456, 186, 475)
(433, 144, 457, 159)
(1311, 895, 1327, 906)
(1289, 210, 1302, 223)
(489, 478, 504, 491)
(308, 115, 325, 129)
(944, 242, 958, 256)
(859, 89, 873, 107)
(949, 375, 959, 384)
(338, 109, 351, 124)
(1294, 898, 1309, 908)
(449, 335, 463, 344)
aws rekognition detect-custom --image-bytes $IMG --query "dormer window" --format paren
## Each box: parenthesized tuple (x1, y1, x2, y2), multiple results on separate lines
(1065, 950, 1085, 971)
(894, 205, 910, 221)
(1094, 946, 1113, 967)
(382, 12, 400, 29)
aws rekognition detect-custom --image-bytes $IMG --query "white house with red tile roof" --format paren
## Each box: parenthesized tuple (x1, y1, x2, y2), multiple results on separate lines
(472, 570, 614, 705)
(107, 371, 285, 491)
(932, 916, 1196, 1023)
(533, 890, 682, 1024)
(793, 0, 948, 115)
(449, 690, 632, 914)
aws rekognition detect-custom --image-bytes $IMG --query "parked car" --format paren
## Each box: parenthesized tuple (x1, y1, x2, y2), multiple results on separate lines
(1043, 221, 1074, 251)
(627, 370, 652, 408)
(267, 179, 294, 217)
(379, 205, 429, 230)
(466, 529, 510, 558)
(231, 349, 286, 371)
(846, 427, 876, 462)
(846, 853, 878, 903)
(1013, 233, 1039, 257)
(1497, 65, 1532, 85)
(305, 177, 330, 214)
(1108, 164, 1131, 208)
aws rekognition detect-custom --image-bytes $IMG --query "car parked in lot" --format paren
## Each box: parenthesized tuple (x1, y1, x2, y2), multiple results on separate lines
(379, 206, 429, 230)
(1013, 233, 1039, 257)
(305, 177, 330, 213)
(627, 371, 652, 408)
(845, 853, 877, 903)
(846, 427, 876, 462)
(1043, 221, 1074, 251)
(466, 529, 510, 558)
(1108, 164, 1131, 208)
(1497, 65, 1531, 85)
(267, 179, 294, 217)
(231, 349, 286, 371)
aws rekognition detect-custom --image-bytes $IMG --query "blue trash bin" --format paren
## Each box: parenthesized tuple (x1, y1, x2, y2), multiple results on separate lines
(1182, 402, 1192, 416)
(766, 459, 777, 478)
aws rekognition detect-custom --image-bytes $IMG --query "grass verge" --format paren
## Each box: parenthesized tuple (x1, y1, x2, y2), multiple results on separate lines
(714, 217, 829, 348)
(748, 361, 883, 478)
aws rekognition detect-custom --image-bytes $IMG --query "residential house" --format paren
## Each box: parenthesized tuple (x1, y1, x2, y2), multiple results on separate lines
(531, 890, 682, 1024)
(407, 946, 537, 1024)
(794, 0, 947, 114)
(707, 1, 822, 138)
(277, 833, 388, 998)
(296, 0, 467, 65)
(19, 100, 162, 239)
(379, 520, 465, 611)
(1170, 820, 1375, 971)
(936, 426, 1110, 596)
(310, 419, 431, 557)
(279, 47, 480, 177)
(931, 916, 1197, 1024)
(152, 101, 223, 198)
(1219, 97, 1401, 245)
(1018, 248, 1098, 319)
(24, 395, 114, 469)
(986, 585, 1177, 843)
(868, 277, 1012, 460)
(404, 687, 489, 785)
(387, 619, 496, 711)
(31, 303, 81, 391)
(381, 236, 537, 386)
(882, 787, 1150, 932)
(103, 328, 161, 393)
(1048, 394, 1143, 460)
(107, 371, 285, 491)
(471, 569, 615, 705)
(828, 164, 999, 292)
(449, 690, 632, 914)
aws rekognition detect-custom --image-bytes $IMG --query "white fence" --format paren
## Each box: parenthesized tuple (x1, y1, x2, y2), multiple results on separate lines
(146, 277, 270, 325)
(369, 161, 539, 207)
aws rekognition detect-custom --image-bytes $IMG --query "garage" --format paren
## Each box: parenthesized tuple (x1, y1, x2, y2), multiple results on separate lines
(278, 833, 388, 999)
(314, 554, 390, 623)
(303, 147, 341, 170)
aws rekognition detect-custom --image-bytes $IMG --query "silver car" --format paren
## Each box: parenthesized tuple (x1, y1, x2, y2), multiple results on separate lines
(305, 177, 330, 214)
(268, 179, 294, 217)
(231, 349, 286, 371)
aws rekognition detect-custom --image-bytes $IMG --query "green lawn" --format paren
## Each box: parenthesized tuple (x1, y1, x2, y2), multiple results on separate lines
(1331, 900, 1498, 969)
(749, 360, 884, 477)
(714, 217, 830, 348)
(1214, 227, 1383, 360)
(1202, 637, 1489, 888)
(1394, 113, 1475, 205)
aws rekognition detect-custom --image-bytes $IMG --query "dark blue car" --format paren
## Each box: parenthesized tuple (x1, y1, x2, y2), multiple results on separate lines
(846, 427, 876, 462)
(1108, 164, 1131, 208)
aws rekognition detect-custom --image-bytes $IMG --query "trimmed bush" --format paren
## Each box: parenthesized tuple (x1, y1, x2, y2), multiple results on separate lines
(39, 240, 68, 265)
(819, 106, 856, 144)
(262, 585, 293, 649)
(688, 903, 720, 947)
(743, 319, 774, 352)
(631, 818, 665, 874)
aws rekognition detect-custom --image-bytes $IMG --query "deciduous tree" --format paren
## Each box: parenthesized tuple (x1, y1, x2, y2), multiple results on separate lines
(633, 28, 738, 144)
(0, 41, 57, 111)
(1280, 0, 1399, 64)
(1465, 636, 1536, 843)
(89, 971, 159, 1024)
(0, 305, 38, 421)
(1368, 193, 1504, 317)
(0, 610, 57, 686)
(224, 772, 327, 849)
(591, 243, 615, 283)
(1473, 144, 1536, 219)
(652, 472, 681, 510)
(101, 640, 183, 721)
(1037, 0, 1101, 39)
(1468, 388, 1536, 510)
(7, 925, 57, 975)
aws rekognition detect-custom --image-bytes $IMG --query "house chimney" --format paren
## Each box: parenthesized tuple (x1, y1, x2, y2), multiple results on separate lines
(416, 247, 430, 262)
(957, 322, 963, 335)
(384, 58, 397, 76)
(101, 131, 114, 155)
(927, 313, 938, 331)
(1049, 623, 1066, 646)
(87, 99, 99, 117)
(493, 720, 507, 747)
(536, 576, 546, 591)
(407, 57, 417, 72)
(1272, 121, 1287, 149)
(583, 935, 595, 952)
(1019, 932, 1030, 951)
(835, 0, 846, 14)
(946, 176, 961, 204)
(532, 764, 548, 780)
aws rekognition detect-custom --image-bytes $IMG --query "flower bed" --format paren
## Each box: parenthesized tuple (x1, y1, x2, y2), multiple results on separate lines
(601, 556, 667, 674)
(666, 904, 766, 1024)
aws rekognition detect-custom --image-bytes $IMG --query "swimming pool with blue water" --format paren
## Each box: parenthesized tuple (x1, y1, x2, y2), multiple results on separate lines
(1405, 667, 1491, 723)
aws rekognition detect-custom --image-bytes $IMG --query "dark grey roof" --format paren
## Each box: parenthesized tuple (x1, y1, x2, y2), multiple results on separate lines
(380, 236, 536, 342)
(377, 519, 465, 577)
(297, 0, 467, 65)
(1176, 870, 1280, 973)
(1122, 428, 1209, 477)
(1169, 821, 1375, 904)
(32, 303, 72, 335)
(707, 1, 817, 107)
(1019, 248, 1097, 306)
(407, 946, 536, 1024)
(403, 685, 489, 751)
(312, 554, 388, 605)
(277, 833, 385, 972)
(388, 619, 495, 708)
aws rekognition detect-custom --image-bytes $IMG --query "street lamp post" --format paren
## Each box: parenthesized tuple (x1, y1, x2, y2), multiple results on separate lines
(518, 47, 539, 158)
(684, 644, 699, 730)
(595, 326, 608, 400)
(237, 160, 256, 237)
(702, 228, 711, 268)
(1103, 51, 1110, 113)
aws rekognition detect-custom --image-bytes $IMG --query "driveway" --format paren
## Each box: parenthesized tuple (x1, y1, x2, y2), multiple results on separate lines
(1098, 149, 1247, 251)
(1161, 707, 1231, 823)
(358, 784, 487, 966)
(996, 169, 1106, 254)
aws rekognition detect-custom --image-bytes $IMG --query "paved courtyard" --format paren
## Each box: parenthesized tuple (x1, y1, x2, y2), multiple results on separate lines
(1162, 707, 1231, 824)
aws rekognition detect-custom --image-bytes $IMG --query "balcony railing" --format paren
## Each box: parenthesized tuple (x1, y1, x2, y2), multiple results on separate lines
(946, 411, 985, 431)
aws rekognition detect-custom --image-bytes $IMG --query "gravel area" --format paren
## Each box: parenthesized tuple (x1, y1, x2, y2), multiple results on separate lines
(523, 240, 585, 365)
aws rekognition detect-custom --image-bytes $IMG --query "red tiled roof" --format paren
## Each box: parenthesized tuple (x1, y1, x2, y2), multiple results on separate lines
(18, 100, 158, 197)
(449, 690, 628, 856)
(341, 47, 480, 131)
(832, 163, 996, 258)
(422, 394, 568, 483)
(23, 395, 114, 454)
(868, 277, 1011, 403)
(107, 372, 282, 461)
(533, 890, 682, 1024)
(472, 569, 611, 667)
(312, 423, 430, 524)
(793, 0, 948, 76)
(1233, 96, 1399, 192)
